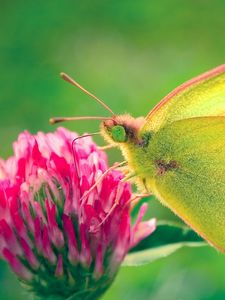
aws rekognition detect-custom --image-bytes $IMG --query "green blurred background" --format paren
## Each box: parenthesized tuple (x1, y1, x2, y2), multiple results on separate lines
(1, 1, 225, 299)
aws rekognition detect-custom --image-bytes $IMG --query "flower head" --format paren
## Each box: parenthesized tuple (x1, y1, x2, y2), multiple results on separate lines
(0, 128, 155, 299)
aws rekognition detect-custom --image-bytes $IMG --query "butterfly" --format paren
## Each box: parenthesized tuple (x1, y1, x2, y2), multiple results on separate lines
(51, 64, 225, 252)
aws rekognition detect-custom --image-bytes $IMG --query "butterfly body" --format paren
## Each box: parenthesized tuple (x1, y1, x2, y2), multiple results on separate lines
(100, 64, 225, 252)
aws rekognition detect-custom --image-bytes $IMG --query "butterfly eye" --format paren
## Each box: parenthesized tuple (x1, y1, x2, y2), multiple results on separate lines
(111, 125, 127, 142)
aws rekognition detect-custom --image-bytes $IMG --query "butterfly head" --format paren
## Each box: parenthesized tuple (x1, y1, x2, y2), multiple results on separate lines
(101, 114, 145, 145)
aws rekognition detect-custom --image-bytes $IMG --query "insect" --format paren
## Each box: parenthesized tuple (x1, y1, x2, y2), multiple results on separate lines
(50, 64, 225, 252)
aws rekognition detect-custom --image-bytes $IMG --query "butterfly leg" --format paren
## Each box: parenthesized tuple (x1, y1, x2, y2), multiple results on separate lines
(97, 144, 115, 150)
(80, 161, 127, 203)
(94, 180, 125, 229)
(120, 171, 137, 183)
(94, 188, 152, 231)
(124, 192, 152, 211)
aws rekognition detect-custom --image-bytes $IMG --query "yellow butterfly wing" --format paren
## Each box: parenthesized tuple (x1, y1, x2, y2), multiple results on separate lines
(142, 64, 225, 133)
(144, 116, 225, 251)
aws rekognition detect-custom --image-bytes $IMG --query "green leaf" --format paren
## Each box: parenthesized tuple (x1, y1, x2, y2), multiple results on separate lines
(123, 221, 206, 266)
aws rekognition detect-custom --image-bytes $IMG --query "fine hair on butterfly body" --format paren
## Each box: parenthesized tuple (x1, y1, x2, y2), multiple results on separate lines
(51, 64, 225, 253)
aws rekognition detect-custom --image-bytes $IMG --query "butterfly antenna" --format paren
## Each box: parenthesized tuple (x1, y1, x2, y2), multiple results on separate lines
(49, 116, 113, 124)
(60, 72, 115, 115)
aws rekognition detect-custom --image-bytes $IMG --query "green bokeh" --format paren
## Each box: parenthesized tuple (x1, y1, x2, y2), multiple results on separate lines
(1, 1, 225, 299)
